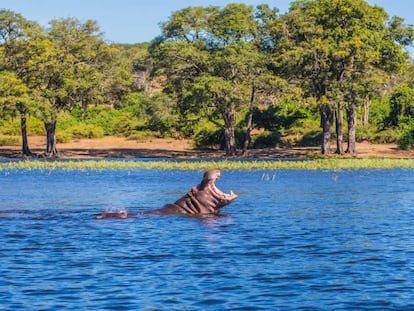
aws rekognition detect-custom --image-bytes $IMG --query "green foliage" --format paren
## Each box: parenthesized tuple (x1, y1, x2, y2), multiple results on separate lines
(194, 129, 224, 149)
(356, 125, 401, 143)
(0, 116, 44, 135)
(56, 130, 72, 143)
(365, 98, 391, 127)
(0, 71, 30, 111)
(150, 3, 281, 155)
(0, 119, 20, 135)
(126, 130, 158, 143)
(26, 117, 44, 135)
(252, 131, 281, 149)
(67, 124, 105, 139)
(55, 111, 78, 130)
(288, 117, 320, 136)
(194, 128, 245, 150)
(298, 131, 324, 147)
(386, 84, 414, 126)
(399, 127, 414, 149)
(253, 101, 311, 133)
(81, 107, 122, 135)
(396, 117, 414, 149)
(0, 135, 19, 146)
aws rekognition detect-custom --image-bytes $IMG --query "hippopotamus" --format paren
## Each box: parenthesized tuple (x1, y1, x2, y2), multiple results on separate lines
(96, 169, 237, 219)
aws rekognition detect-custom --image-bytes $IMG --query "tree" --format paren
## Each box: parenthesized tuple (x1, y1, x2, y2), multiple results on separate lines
(33, 18, 120, 156)
(278, 0, 413, 155)
(0, 71, 31, 154)
(0, 9, 42, 155)
(149, 4, 280, 156)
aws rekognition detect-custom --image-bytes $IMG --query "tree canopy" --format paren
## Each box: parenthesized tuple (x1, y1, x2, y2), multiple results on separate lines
(1, 1, 414, 157)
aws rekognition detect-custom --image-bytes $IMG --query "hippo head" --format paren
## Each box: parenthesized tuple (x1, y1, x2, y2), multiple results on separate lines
(96, 169, 238, 219)
(196, 169, 238, 211)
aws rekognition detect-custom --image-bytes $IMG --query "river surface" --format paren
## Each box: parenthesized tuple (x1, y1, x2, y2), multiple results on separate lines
(1, 166, 414, 310)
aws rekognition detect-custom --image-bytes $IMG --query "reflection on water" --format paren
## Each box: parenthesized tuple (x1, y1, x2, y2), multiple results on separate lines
(1, 167, 414, 310)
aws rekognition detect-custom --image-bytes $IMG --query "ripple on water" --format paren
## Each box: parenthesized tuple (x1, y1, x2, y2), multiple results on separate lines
(1, 168, 414, 310)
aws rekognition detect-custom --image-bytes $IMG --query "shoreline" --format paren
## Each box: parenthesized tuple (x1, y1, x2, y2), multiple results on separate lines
(0, 136, 413, 159)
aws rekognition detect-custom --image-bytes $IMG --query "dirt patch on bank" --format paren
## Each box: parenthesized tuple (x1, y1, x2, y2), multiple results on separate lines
(0, 136, 413, 159)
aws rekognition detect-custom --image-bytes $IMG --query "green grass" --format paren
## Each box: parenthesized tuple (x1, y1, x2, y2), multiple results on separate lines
(1, 158, 414, 171)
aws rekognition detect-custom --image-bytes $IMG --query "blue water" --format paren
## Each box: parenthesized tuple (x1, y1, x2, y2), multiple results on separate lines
(1, 166, 414, 310)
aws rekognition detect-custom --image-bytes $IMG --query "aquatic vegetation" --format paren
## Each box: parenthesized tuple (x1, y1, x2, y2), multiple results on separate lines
(1, 158, 414, 170)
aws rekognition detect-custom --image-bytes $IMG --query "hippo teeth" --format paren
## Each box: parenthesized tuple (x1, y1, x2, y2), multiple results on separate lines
(211, 183, 230, 197)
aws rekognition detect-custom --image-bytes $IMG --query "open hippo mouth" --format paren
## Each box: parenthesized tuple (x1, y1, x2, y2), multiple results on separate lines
(206, 170, 237, 200)
(96, 169, 237, 219)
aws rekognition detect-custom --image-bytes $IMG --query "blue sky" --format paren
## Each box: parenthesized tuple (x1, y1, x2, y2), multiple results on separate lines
(1, 0, 413, 49)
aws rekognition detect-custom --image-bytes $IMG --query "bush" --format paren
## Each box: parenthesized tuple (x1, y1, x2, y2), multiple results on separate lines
(399, 128, 414, 149)
(252, 131, 280, 149)
(56, 130, 72, 143)
(126, 130, 158, 142)
(297, 130, 323, 146)
(253, 101, 311, 133)
(68, 124, 105, 139)
(194, 129, 224, 149)
(397, 119, 414, 149)
(57, 111, 79, 131)
(0, 135, 20, 146)
(114, 115, 146, 136)
(357, 125, 401, 144)
(194, 128, 245, 150)
(83, 107, 122, 135)
(0, 119, 20, 135)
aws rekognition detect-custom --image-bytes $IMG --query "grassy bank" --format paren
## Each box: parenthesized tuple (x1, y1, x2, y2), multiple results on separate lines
(1, 158, 414, 170)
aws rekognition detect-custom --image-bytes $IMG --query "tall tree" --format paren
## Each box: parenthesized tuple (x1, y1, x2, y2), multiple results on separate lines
(33, 18, 119, 156)
(149, 4, 279, 156)
(0, 71, 31, 154)
(0, 9, 42, 155)
(278, 0, 413, 155)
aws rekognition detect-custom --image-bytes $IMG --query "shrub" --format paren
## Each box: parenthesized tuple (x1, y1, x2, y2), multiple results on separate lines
(253, 101, 311, 133)
(297, 130, 323, 146)
(68, 124, 105, 139)
(194, 128, 244, 150)
(25, 117, 44, 135)
(56, 130, 72, 143)
(114, 115, 146, 136)
(57, 111, 79, 131)
(356, 125, 401, 144)
(0, 116, 45, 136)
(399, 128, 414, 150)
(0, 119, 20, 135)
(397, 119, 414, 149)
(83, 107, 122, 135)
(126, 130, 158, 142)
(0, 135, 20, 146)
(252, 131, 280, 149)
(194, 129, 224, 149)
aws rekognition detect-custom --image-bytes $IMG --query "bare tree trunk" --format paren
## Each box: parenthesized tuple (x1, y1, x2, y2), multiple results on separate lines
(320, 105, 334, 155)
(44, 120, 58, 157)
(346, 103, 357, 155)
(335, 102, 344, 155)
(18, 106, 32, 156)
(242, 86, 255, 156)
(223, 106, 237, 156)
(363, 98, 369, 127)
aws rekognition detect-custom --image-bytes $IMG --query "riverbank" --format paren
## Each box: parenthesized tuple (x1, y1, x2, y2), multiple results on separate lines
(0, 136, 413, 159)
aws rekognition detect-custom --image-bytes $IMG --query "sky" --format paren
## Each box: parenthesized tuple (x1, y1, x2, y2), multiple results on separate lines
(1, 0, 414, 52)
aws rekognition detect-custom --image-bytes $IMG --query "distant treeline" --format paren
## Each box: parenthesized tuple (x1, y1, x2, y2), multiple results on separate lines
(1, 0, 414, 157)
